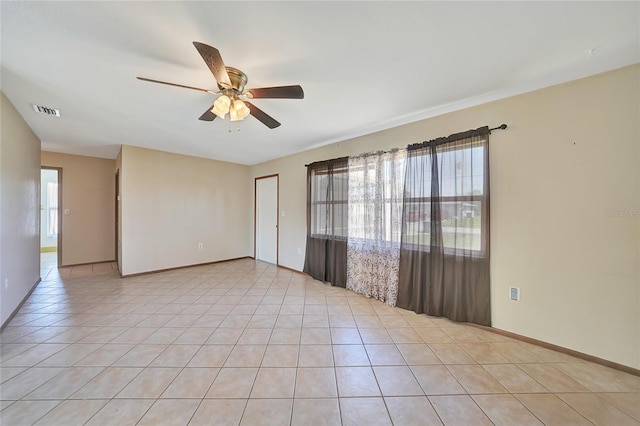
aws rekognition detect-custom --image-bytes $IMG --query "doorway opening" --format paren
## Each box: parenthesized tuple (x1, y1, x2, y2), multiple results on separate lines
(115, 169, 121, 274)
(255, 175, 279, 265)
(40, 167, 62, 278)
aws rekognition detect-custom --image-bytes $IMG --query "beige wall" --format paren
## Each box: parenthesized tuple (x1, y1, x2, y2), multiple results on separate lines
(41, 151, 116, 266)
(119, 145, 252, 276)
(1, 92, 41, 326)
(250, 65, 640, 369)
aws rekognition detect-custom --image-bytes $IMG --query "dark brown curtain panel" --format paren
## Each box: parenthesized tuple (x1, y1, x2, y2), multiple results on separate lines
(397, 127, 491, 326)
(303, 158, 349, 287)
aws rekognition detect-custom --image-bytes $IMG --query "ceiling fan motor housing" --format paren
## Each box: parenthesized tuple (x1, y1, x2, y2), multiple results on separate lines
(221, 67, 248, 93)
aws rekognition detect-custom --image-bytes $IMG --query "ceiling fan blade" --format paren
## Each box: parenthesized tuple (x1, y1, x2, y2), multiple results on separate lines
(245, 85, 304, 99)
(193, 42, 232, 89)
(199, 104, 217, 121)
(137, 77, 214, 94)
(245, 101, 281, 129)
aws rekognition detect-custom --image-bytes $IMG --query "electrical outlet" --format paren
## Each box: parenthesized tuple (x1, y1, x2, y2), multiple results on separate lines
(4, 278, 8, 290)
(296, 247, 301, 255)
(197, 242, 203, 250)
(509, 286, 520, 301)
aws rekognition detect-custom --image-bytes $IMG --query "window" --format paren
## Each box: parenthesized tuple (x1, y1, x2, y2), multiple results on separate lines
(347, 151, 405, 244)
(308, 160, 348, 239)
(402, 138, 489, 255)
(305, 126, 492, 324)
(47, 182, 59, 237)
(304, 157, 350, 287)
(308, 141, 488, 253)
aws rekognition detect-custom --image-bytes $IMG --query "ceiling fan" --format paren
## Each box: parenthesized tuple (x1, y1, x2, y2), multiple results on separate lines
(137, 42, 304, 129)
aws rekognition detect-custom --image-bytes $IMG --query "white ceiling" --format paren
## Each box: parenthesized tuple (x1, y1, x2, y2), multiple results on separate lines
(1, 1, 638, 165)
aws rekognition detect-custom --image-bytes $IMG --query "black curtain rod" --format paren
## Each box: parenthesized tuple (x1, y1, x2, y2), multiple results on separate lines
(305, 124, 508, 167)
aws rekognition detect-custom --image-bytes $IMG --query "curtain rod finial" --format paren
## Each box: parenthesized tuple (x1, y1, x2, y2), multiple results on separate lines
(489, 123, 508, 132)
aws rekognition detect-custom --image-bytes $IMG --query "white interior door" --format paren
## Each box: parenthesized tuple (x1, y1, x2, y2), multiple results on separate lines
(256, 176, 278, 264)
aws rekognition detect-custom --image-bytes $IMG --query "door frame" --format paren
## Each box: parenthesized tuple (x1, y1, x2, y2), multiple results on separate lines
(115, 169, 120, 273)
(41, 166, 63, 267)
(254, 174, 279, 265)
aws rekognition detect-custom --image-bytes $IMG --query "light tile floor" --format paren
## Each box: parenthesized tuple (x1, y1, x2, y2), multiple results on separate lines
(40, 251, 119, 281)
(1, 258, 639, 425)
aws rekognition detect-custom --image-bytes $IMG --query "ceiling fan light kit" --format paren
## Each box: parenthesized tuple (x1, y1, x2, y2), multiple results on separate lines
(137, 42, 304, 130)
(229, 99, 250, 122)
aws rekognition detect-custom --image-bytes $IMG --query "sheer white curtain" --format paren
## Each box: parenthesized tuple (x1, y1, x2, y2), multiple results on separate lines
(346, 149, 406, 306)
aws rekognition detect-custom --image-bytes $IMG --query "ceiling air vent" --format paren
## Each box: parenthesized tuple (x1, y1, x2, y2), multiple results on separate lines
(32, 104, 61, 117)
